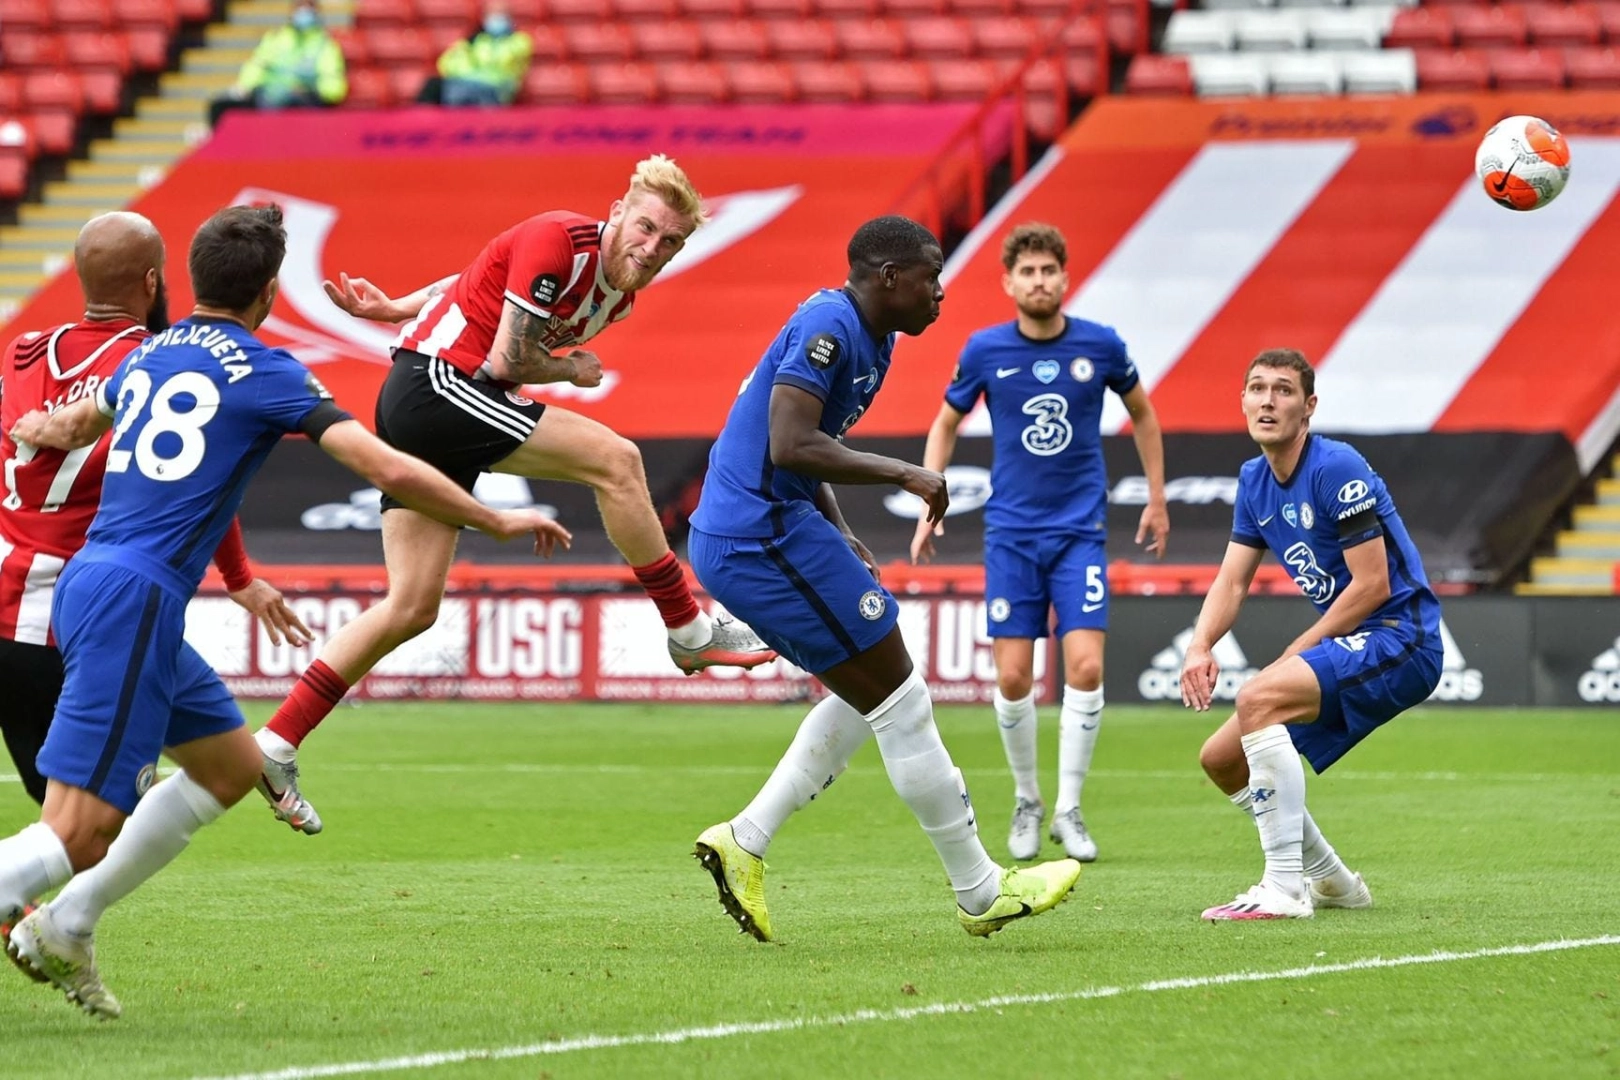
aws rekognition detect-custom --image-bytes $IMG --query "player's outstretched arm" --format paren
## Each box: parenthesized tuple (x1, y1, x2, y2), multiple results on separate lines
(768, 384, 949, 523)
(911, 402, 964, 564)
(324, 271, 458, 324)
(9, 396, 112, 451)
(1181, 541, 1265, 711)
(315, 420, 573, 554)
(1120, 384, 1169, 559)
(1277, 536, 1392, 661)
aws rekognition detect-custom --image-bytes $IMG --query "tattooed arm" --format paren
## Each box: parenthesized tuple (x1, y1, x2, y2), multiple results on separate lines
(486, 300, 605, 387)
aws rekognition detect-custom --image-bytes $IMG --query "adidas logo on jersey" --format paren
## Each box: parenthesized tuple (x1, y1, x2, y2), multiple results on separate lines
(1578, 637, 1620, 703)
(1427, 618, 1483, 702)
(1137, 627, 1258, 702)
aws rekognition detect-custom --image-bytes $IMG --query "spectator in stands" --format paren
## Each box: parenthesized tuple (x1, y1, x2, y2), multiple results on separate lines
(416, 2, 533, 107)
(208, 1, 348, 128)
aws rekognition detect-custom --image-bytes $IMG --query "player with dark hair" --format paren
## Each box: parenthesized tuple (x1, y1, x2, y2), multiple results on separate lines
(0, 204, 568, 1018)
(1183, 348, 1441, 920)
(911, 221, 1169, 864)
(251, 154, 775, 836)
(689, 216, 1082, 941)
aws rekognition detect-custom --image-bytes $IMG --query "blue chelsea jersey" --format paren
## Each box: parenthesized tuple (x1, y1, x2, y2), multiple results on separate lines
(86, 317, 344, 591)
(1232, 434, 1440, 633)
(692, 289, 891, 538)
(945, 317, 1137, 535)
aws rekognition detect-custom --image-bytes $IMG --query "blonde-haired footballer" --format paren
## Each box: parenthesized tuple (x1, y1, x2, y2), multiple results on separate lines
(249, 154, 774, 834)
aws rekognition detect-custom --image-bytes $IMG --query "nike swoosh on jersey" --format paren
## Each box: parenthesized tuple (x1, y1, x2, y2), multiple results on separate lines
(996, 367, 1020, 377)
(1257, 515, 1276, 526)
(1082, 602, 1104, 612)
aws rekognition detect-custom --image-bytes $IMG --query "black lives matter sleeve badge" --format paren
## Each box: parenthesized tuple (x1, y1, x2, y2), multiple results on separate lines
(806, 333, 841, 369)
(530, 274, 561, 310)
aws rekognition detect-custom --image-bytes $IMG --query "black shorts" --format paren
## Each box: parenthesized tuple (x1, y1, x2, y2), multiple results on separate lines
(0, 636, 64, 804)
(374, 349, 547, 513)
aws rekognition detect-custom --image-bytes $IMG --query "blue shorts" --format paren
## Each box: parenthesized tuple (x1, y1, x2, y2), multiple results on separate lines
(689, 509, 898, 675)
(1293, 622, 1442, 773)
(39, 556, 243, 814)
(983, 529, 1109, 639)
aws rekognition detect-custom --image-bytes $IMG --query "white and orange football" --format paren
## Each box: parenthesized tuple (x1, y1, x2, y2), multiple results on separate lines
(1475, 115, 1572, 212)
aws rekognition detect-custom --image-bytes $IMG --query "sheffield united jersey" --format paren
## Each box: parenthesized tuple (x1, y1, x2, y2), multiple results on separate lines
(0, 318, 148, 644)
(394, 211, 633, 384)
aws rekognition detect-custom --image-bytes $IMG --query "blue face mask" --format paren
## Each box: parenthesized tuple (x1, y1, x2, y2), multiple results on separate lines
(483, 13, 512, 36)
(291, 7, 319, 30)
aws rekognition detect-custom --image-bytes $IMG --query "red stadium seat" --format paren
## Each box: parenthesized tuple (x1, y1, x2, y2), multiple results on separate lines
(1415, 47, 1492, 89)
(22, 73, 86, 116)
(1491, 46, 1566, 87)
(55, 0, 116, 30)
(1565, 44, 1620, 85)
(1525, 3, 1601, 46)
(1450, 4, 1528, 47)
(549, 0, 605, 20)
(125, 26, 172, 71)
(726, 59, 797, 101)
(563, 23, 637, 61)
(79, 70, 126, 114)
(971, 15, 1042, 58)
(388, 66, 432, 101)
(1108, 2, 1146, 55)
(860, 58, 933, 100)
(1124, 52, 1192, 94)
(790, 58, 865, 100)
(0, 153, 29, 202)
(946, 0, 1009, 15)
(64, 32, 135, 75)
(0, 74, 22, 113)
(1593, 1, 1620, 42)
(354, 0, 417, 27)
(630, 20, 705, 59)
(112, 0, 180, 31)
(335, 30, 372, 66)
(835, 18, 908, 58)
(928, 56, 1001, 98)
(700, 19, 771, 58)
(766, 18, 839, 58)
(505, 0, 547, 21)
(426, 23, 467, 52)
(24, 111, 77, 157)
(615, 0, 677, 17)
(747, 0, 812, 19)
(345, 66, 396, 107)
(172, 0, 212, 21)
(816, 0, 877, 15)
(1030, 47, 1102, 97)
(905, 16, 975, 57)
(588, 61, 662, 102)
(364, 27, 436, 65)
(0, 116, 39, 158)
(522, 61, 590, 103)
(415, 0, 477, 28)
(1383, 7, 1456, 49)
(658, 60, 731, 101)
(0, 0, 51, 31)
(883, 0, 944, 15)
(527, 25, 570, 62)
(0, 33, 69, 70)
(1008, 0, 1072, 17)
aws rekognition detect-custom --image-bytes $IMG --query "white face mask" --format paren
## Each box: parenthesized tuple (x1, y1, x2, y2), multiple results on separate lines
(291, 6, 319, 30)
(483, 13, 513, 35)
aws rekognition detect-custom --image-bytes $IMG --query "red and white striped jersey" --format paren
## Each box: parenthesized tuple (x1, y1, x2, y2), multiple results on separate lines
(0, 318, 147, 645)
(393, 211, 635, 384)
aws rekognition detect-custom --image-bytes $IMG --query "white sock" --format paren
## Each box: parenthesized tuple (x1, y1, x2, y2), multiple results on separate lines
(993, 690, 1040, 803)
(1056, 684, 1103, 814)
(50, 771, 224, 938)
(866, 672, 998, 914)
(667, 609, 714, 649)
(732, 695, 870, 858)
(1240, 725, 1306, 899)
(1301, 811, 1356, 892)
(255, 727, 296, 764)
(0, 822, 74, 922)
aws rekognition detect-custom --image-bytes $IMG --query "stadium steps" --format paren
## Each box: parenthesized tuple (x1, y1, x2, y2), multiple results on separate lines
(1518, 456, 1620, 595)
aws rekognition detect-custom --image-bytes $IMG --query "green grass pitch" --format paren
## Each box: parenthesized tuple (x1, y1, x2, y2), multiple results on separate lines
(1, 703, 1615, 1079)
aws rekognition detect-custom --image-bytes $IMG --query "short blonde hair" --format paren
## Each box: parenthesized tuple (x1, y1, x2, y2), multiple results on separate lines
(628, 154, 708, 228)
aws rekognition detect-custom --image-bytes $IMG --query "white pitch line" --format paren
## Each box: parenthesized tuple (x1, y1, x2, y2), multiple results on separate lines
(192, 935, 1620, 1080)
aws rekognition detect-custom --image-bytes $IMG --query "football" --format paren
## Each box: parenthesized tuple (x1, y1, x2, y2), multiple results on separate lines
(1475, 115, 1572, 212)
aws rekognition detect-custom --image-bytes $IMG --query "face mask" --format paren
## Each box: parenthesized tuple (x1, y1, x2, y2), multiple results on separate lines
(291, 7, 319, 30)
(483, 13, 512, 36)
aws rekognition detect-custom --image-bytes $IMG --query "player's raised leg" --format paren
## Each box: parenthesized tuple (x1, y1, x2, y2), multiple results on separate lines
(491, 404, 774, 672)
(255, 508, 462, 833)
